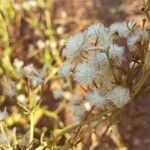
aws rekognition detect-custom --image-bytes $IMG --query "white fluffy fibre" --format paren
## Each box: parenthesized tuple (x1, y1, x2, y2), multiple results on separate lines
(60, 20, 146, 122)
(53, 89, 64, 100)
(127, 29, 149, 51)
(98, 31, 113, 50)
(0, 128, 15, 146)
(86, 23, 105, 38)
(139, 29, 149, 41)
(127, 33, 140, 48)
(85, 51, 114, 88)
(13, 58, 24, 72)
(95, 52, 108, 65)
(63, 32, 85, 59)
(88, 51, 109, 71)
(0, 107, 8, 121)
(70, 104, 86, 116)
(71, 93, 83, 104)
(110, 22, 127, 37)
(107, 86, 130, 108)
(59, 63, 73, 77)
(17, 94, 27, 103)
(3, 79, 16, 97)
(86, 90, 107, 108)
(22, 64, 48, 85)
(69, 104, 86, 124)
(74, 62, 99, 85)
(109, 43, 125, 59)
(110, 20, 136, 38)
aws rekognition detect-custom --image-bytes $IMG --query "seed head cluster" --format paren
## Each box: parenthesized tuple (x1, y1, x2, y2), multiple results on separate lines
(59, 20, 149, 124)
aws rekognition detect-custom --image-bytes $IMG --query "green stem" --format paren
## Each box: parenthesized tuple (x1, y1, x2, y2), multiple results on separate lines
(0, 122, 12, 149)
(56, 110, 120, 150)
(29, 111, 34, 144)
(44, 3, 62, 66)
(106, 52, 118, 83)
(53, 108, 118, 138)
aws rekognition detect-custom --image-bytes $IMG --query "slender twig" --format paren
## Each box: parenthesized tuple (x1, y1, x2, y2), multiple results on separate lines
(29, 111, 34, 144)
(53, 108, 118, 139)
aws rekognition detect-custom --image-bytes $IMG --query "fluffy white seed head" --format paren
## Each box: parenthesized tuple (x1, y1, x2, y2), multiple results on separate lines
(22, 64, 35, 76)
(127, 29, 149, 52)
(53, 89, 64, 100)
(0, 128, 15, 146)
(63, 32, 85, 59)
(88, 52, 115, 89)
(110, 20, 136, 38)
(69, 104, 86, 124)
(98, 31, 113, 50)
(74, 62, 99, 85)
(22, 64, 48, 85)
(127, 33, 140, 48)
(60, 20, 144, 118)
(59, 63, 73, 77)
(109, 43, 125, 60)
(95, 52, 108, 64)
(86, 23, 105, 38)
(71, 93, 83, 104)
(17, 94, 27, 103)
(107, 86, 130, 108)
(88, 52, 109, 73)
(3, 79, 16, 97)
(110, 22, 126, 36)
(0, 107, 8, 121)
(13, 58, 24, 72)
(86, 90, 108, 108)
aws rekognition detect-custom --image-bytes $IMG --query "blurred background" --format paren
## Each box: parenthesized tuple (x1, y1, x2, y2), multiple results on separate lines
(0, 0, 149, 149)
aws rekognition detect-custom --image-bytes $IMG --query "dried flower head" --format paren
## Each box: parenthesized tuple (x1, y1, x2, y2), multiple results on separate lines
(22, 64, 48, 85)
(60, 19, 147, 125)
(63, 32, 85, 60)
(74, 62, 99, 85)
(86, 90, 108, 108)
(3, 79, 16, 97)
(107, 86, 130, 108)
(13, 58, 24, 72)
(0, 107, 8, 121)
(59, 63, 73, 77)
